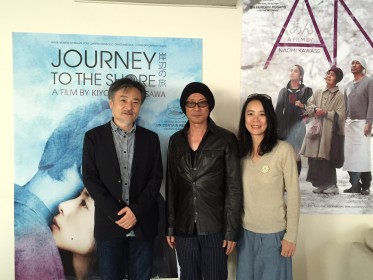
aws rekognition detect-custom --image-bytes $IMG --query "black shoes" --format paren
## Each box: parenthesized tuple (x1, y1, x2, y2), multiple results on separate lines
(343, 184, 370, 195)
(343, 187, 361, 193)
(361, 188, 370, 195)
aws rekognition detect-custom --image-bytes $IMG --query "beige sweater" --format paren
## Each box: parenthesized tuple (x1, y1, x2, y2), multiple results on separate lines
(241, 140, 300, 243)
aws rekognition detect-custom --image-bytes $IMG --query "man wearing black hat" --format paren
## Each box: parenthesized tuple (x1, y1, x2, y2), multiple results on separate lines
(343, 57, 373, 195)
(165, 82, 243, 280)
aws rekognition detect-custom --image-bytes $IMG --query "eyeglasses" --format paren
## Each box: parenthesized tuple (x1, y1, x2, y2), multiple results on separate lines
(185, 100, 209, 108)
(247, 93, 272, 101)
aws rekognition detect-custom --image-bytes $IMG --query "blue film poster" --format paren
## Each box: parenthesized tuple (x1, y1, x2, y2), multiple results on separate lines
(13, 32, 202, 279)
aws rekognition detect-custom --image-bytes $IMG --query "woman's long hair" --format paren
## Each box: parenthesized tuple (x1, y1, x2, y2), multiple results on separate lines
(58, 239, 97, 279)
(238, 94, 279, 158)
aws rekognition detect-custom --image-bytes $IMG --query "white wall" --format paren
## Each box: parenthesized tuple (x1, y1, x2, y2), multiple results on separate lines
(0, 1, 372, 279)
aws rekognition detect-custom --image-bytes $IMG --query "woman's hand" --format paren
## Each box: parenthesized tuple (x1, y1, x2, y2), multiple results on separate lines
(315, 107, 327, 117)
(281, 239, 296, 258)
(294, 101, 304, 108)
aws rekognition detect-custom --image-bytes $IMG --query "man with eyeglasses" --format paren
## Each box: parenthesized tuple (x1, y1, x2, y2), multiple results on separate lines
(82, 78, 163, 280)
(165, 82, 243, 280)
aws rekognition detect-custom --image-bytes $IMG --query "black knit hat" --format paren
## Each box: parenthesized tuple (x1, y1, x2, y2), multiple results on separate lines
(180, 82, 215, 114)
(328, 67, 344, 84)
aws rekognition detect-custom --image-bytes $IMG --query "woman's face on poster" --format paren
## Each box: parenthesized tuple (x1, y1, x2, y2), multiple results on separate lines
(325, 70, 337, 88)
(51, 188, 95, 255)
(289, 66, 301, 82)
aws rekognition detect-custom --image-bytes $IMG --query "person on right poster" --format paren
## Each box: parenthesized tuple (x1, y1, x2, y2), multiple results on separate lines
(275, 64, 313, 175)
(300, 67, 345, 195)
(343, 57, 373, 195)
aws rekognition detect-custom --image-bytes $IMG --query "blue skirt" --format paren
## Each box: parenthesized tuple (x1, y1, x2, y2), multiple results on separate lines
(236, 228, 293, 280)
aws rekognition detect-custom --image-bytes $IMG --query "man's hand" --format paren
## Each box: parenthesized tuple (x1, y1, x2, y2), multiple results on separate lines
(166, 236, 176, 249)
(222, 240, 236, 255)
(281, 239, 296, 258)
(364, 123, 372, 136)
(115, 206, 137, 229)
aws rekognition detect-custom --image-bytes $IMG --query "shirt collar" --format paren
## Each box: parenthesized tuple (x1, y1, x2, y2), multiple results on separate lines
(110, 119, 137, 135)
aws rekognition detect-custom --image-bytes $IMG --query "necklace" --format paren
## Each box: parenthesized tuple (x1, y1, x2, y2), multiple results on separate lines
(353, 75, 364, 86)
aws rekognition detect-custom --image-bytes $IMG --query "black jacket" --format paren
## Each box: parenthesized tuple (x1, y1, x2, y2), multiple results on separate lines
(166, 119, 242, 241)
(276, 83, 313, 140)
(82, 122, 163, 240)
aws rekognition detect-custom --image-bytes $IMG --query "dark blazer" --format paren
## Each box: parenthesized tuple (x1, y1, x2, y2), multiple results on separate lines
(82, 121, 163, 240)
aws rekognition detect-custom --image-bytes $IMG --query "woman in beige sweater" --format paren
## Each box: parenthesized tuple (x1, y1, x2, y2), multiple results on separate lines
(236, 94, 300, 280)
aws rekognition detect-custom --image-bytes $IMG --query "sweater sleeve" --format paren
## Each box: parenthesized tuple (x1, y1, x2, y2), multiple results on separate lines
(282, 143, 301, 244)
(366, 78, 373, 124)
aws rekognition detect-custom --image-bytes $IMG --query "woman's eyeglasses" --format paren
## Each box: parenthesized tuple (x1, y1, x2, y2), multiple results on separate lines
(185, 100, 209, 108)
(247, 93, 272, 101)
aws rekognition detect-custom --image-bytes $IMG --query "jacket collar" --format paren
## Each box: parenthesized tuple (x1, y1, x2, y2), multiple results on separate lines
(286, 81, 306, 95)
(323, 85, 339, 94)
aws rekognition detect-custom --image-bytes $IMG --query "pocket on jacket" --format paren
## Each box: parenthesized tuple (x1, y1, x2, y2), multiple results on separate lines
(200, 150, 225, 169)
(201, 150, 224, 158)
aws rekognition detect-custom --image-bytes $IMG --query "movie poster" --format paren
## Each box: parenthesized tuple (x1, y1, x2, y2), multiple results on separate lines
(13, 32, 202, 279)
(241, 0, 373, 214)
